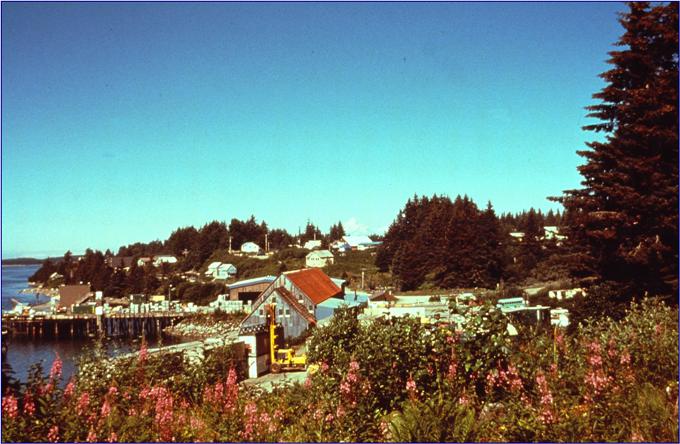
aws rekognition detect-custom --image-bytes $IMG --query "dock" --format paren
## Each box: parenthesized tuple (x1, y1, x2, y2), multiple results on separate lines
(2, 312, 188, 339)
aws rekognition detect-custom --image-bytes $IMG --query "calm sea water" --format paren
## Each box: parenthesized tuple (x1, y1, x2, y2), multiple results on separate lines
(1, 265, 177, 383)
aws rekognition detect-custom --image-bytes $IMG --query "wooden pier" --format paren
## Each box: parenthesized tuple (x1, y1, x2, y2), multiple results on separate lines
(2, 312, 188, 339)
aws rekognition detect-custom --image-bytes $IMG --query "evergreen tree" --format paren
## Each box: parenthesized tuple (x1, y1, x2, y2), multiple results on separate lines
(555, 2, 678, 295)
(127, 262, 145, 294)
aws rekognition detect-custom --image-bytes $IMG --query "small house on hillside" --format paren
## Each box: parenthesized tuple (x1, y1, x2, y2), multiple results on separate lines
(153, 255, 178, 266)
(241, 242, 263, 255)
(216, 263, 237, 280)
(239, 268, 343, 340)
(305, 250, 334, 268)
(206, 261, 222, 277)
(137, 257, 152, 267)
(303, 240, 322, 250)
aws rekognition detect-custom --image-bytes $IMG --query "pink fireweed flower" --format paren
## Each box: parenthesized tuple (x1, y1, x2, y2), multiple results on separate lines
(304, 376, 312, 388)
(379, 419, 392, 440)
(50, 353, 63, 380)
(325, 413, 334, 423)
(224, 367, 239, 410)
(108, 431, 118, 443)
(535, 372, 555, 424)
(349, 360, 360, 372)
(76, 392, 90, 416)
(141, 386, 175, 440)
(23, 391, 36, 416)
(41, 382, 55, 396)
(101, 400, 112, 417)
(406, 375, 417, 399)
(340, 380, 351, 396)
(107, 386, 119, 398)
(620, 350, 631, 365)
(506, 364, 523, 392)
(48, 425, 59, 443)
(335, 404, 346, 418)
(588, 353, 603, 367)
(2, 394, 19, 419)
(240, 401, 259, 440)
(138, 342, 149, 364)
(63, 379, 75, 399)
(320, 362, 329, 373)
(50, 352, 63, 380)
(447, 362, 457, 381)
(86, 428, 97, 443)
(313, 408, 324, 421)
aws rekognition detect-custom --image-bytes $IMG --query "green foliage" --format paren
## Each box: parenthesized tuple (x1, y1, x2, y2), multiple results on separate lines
(307, 307, 360, 369)
(175, 281, 226, 305)
(377, 194, 505, 290)
(555, 2, 678, 296)
(387, 395, 478, 442)
(2, 299, 677, 442)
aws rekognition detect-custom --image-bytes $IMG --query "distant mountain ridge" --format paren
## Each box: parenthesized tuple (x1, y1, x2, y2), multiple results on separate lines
(2, 257, 53, 266)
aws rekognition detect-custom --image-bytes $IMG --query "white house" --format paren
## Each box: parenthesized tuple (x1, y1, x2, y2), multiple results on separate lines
(543, 226, 567, 242)
(306, 250, 335, 268)
(153, 255, 178, 267)
(206, 261, 222, 277)
(342, 235, 374, 250)
(240, 242, 262, 255)
(330, 240, 351, 252)
(216, 263, 237, 279)
(509, 232, 525, 241)
(304, 239, 322, 250)
(137, 257, 152, 267)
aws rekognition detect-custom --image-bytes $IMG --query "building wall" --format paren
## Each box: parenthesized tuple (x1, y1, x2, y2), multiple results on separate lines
(240, 275, 315, 339)
(241, 290, 312, 339)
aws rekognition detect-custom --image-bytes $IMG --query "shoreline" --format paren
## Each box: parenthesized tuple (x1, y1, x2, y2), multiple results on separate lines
(18, 286, 59, 298)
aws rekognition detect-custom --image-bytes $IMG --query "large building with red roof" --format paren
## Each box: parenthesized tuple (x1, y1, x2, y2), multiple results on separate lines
(239, 268, 343, 339)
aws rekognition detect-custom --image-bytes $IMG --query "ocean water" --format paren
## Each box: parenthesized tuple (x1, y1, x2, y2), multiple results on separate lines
(1, 264, 49, 311)
(1, 265, 177, 383)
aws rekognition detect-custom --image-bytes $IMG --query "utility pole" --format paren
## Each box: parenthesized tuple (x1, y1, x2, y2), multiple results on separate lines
(265, 233, 269, 252)
(361, 268, 366, 290)
(229, 236, 232, 254)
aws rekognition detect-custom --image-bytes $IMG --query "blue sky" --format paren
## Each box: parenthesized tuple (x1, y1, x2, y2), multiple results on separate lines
(2, 1, 625, 258)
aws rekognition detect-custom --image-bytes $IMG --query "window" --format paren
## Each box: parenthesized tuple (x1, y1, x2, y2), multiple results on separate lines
(285, 308, 291, 316)
(258, 308, 264, 316)
(278, 308, 283, 316)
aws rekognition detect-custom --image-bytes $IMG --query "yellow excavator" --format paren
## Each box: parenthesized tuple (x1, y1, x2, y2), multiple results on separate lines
(266, 303, 307, 373)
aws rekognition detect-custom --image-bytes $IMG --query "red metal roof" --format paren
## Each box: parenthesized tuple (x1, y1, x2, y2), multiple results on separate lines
(274, 286, 316, 326)
(284, 268, 342, 304)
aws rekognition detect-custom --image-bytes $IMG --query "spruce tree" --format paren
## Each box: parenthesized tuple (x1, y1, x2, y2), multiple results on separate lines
(555, 2, 678, 295)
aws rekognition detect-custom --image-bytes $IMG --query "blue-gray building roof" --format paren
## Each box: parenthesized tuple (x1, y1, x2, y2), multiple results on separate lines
(226, 275, 276, 290)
